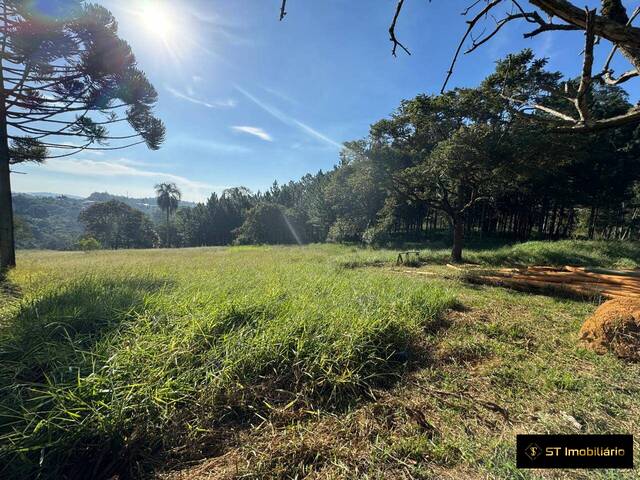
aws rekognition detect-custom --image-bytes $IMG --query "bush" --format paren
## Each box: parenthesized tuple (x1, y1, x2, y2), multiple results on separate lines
(362, 225, 391, 246)
(77, 237, 101, 252)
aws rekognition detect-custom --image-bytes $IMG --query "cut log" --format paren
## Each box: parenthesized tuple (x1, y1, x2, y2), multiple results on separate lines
(565, 266, 640, 278)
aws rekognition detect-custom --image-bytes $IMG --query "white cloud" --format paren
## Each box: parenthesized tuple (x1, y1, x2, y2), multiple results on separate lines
(165, 85, 236, 109)
(234, 86, 344, 150)
(40, 157, 214, 195)
(48, 143, 104, 156)
(231, 126, 273, 142)
(171, 135, 251, 154)
(262, 86, 299, 105)
(291, 120, 343, 150)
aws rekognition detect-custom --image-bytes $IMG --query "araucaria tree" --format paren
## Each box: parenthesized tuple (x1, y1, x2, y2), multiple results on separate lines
(0, 0, 165, 269)
(155, 182, 181, 246)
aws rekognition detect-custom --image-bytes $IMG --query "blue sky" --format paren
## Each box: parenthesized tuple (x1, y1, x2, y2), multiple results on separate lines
(13, 0, 638, 201)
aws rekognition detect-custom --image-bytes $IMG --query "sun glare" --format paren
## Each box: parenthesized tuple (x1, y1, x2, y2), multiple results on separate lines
(138, 5, 176, 40)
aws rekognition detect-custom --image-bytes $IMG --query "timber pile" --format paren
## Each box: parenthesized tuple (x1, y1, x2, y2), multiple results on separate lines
(473, 266, 640, 299)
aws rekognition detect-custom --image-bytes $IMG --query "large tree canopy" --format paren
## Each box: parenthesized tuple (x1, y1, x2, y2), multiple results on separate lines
(0, 0, 165, 268)
(78, 200, 158, 249)
(279, 0, 640, 132)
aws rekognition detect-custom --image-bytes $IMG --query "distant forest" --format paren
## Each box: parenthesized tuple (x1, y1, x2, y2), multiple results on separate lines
(15, 52, 640, 254)
(13, 192, 194, 250)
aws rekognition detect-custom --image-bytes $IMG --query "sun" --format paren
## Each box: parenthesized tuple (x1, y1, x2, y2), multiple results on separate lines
(138, 4, 176, 40)
(129, 1, 191, 62)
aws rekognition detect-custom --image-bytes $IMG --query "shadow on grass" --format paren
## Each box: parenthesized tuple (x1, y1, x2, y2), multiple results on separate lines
(470, 241, 640, 268)
(0, 276, 173, 480)
(0, 275, 21, 300)
(2, 274, 455, 479)
(1, 276, 171, 385)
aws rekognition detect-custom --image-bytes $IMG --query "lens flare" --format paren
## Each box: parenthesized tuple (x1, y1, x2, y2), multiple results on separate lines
(138, 5, 176, 41)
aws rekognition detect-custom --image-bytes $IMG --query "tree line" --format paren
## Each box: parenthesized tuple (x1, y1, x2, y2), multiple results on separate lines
(157, 50, 640, 261)
(75, 50, 640, 261)
(60, 5, 640, 261)
(4, 0, 640, 269)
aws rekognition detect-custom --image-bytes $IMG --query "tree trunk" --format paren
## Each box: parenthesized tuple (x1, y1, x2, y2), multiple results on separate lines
(166, 210, 170, 247)
(451, 216, 464, 263)
(588, 204, 597, 240)
(0, 66, 15, 270)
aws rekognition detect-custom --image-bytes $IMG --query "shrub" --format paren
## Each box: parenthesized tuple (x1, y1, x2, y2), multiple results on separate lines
(362, 225, 391, 246)
(77, 237, 101, 252)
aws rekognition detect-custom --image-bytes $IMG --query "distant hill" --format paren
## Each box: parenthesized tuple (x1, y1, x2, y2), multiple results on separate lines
(24, 192, 85, 199)
(13, 194, 85, 250)
(85, 192, 196, 212)
(13, 192, 196, 250)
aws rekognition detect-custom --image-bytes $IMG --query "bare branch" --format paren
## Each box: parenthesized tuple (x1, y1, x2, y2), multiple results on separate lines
(462, 0, 484, 16)
(529, 0, 640, 55)
(503, 94, 577, 122)
(389, 0, 411, 57)
(279, 0, 287, 21)
(599, 6, 640, 85)
(442, 0, 502, 93)
(556, 106, 640, 132)
(601, 69, 639, 85)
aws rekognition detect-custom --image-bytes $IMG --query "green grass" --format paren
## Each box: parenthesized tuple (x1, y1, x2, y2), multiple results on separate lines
(1, 242, 639, 479)
(345, 239, 640, 269)
(0, 246, 455, 478)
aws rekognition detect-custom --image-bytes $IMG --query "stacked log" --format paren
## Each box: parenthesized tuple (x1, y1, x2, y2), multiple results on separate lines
(474, 266, 640, 299)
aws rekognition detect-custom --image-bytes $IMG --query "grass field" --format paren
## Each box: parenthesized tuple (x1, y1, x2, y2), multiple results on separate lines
(1, 241, 639, 479)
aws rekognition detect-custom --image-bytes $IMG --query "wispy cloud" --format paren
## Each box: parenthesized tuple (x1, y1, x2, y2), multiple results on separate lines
(231, 126, 273, 142)
(290, 120, 343, 150)
(41, 157, 214, 194)
(261, 86, 299, 106)
(171, 135, 251, 154)
(235, 86, 343, 150)
(49, 142, 104, 156)
(165, 85, 237, 109)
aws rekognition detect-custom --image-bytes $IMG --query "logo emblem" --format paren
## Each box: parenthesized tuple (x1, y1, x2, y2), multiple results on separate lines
(525, 443, 542, 461)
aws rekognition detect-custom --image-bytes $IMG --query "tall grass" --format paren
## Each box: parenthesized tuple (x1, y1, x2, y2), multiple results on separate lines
(0, 246, 455, 478)
(338, 240, 640, 269)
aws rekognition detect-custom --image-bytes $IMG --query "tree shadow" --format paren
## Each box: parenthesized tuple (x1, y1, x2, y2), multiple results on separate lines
(1, 276, 172, 386)
(0, 275, 174, 479)
(0, 273, 21, 300)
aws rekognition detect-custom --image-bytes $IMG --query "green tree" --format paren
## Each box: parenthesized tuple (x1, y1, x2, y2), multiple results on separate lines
(0, 0, 165, 269)
(78, 200, 158, 249)
(155, 183, 181, 247)
(323, 142, 386, 242)
(234, 202, 305, 245)
(77, 236, 101, 252)
(12, 215, 31, 245)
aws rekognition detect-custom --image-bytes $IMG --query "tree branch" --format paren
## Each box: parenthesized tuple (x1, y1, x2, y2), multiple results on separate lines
(574, 8, 595, 124)
(442, 0, 502, 93)
(502, 94, 577, 122)
(389, 0, 411, 57)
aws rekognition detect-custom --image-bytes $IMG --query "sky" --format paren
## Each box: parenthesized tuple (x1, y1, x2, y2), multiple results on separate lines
(12, 0, 640, 202)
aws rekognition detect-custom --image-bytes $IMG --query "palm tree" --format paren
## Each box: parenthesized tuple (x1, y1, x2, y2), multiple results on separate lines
(155, 183, 181, 247)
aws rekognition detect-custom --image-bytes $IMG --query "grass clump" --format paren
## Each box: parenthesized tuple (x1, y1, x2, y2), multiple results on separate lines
(0, 246, 455, 478)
